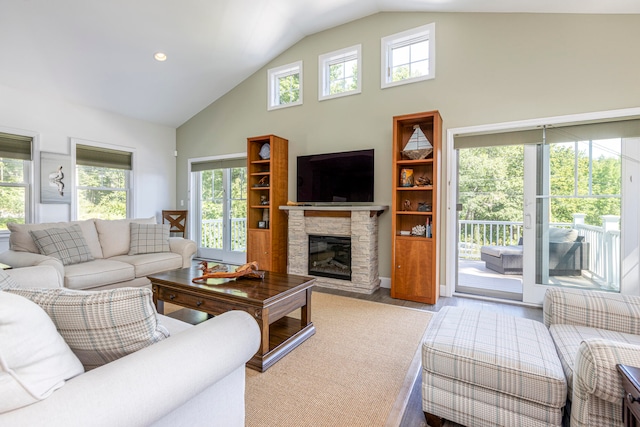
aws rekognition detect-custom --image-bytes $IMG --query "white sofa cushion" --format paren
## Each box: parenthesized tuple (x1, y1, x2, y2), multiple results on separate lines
(129, 223, 170, 255)
(111, 252, 183, 277)
(0, 291, 84, 413)
(30, 224, 94, 266)
(7, 287, 170, 370)
(8, 219, 103, 259)
(95, 217, 156, 258)
(63, 259, 135, 290)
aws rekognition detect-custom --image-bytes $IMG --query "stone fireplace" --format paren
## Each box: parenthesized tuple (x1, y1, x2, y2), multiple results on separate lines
(280, 205, 387, 294)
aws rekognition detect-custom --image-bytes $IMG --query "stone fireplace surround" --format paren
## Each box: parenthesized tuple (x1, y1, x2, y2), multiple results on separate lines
(280, 205, 388, 294)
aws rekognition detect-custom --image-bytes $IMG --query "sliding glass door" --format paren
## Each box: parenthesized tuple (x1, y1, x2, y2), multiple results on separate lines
(191, 158, 247, 265)
(523, 132, 625, 303)
(455, 118, 639, 304)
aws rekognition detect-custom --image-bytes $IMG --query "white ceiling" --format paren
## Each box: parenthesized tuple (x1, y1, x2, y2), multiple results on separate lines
(1, 0, 639, 128)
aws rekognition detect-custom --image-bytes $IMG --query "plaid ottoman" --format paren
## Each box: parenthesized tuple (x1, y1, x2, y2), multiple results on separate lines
(422, 307, 567, 427)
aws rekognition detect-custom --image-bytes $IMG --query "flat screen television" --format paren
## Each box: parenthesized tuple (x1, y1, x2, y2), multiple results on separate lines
(297, 149, 374, 204)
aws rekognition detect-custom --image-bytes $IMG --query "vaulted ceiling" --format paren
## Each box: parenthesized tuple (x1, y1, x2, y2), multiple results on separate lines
(1, 0, 638, 127)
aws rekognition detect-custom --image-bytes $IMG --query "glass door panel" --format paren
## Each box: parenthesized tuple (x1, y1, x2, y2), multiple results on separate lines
(196, 166, 247, 264)
(201, 169, 224, 252)
(455, 145, 524, 301)
(524, 137, 622, 304)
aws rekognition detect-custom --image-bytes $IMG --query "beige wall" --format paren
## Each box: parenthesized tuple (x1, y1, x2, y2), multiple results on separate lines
(177, 12, 640, 284)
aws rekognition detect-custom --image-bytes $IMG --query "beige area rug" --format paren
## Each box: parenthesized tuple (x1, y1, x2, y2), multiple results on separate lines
(245, 292, 432, 427)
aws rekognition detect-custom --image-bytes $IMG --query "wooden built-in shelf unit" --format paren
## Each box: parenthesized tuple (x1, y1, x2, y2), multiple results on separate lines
(391, 111, 442, 304)
(246, 135, 288, 273)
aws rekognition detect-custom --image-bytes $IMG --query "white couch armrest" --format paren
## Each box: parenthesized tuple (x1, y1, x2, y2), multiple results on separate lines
(0, 310, 261, 427)
(168, 237, 197, 268)
(0, 250, 64, 277)
(5, 265, 63, 289)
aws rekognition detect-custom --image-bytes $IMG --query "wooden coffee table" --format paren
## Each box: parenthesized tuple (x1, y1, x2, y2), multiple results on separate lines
(148, 266, 316, 372)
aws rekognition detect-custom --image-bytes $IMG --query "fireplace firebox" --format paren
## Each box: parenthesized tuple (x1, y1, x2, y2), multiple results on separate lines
(308, 235, 351, 281)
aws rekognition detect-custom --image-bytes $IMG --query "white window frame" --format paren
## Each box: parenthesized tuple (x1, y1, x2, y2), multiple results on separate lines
(381, 23, 435, 89)
(318, 44, 362, 101)
(0, 127, 37, 235)
(71, 138, 134, 220)
(267, 61, 303, 111)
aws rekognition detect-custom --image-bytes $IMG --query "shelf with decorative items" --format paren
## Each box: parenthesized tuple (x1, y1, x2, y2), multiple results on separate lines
(247, 135, 288, 273)
(391, 111, 441, 304)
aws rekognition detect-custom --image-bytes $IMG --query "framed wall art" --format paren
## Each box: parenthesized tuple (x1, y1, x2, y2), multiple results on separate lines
(40, 151, 71, 204)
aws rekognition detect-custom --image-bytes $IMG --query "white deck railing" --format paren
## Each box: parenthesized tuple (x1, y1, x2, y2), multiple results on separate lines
(200, 218, 247, 252)
(458, 215, 620, 289)
(458, 220, 524, 260)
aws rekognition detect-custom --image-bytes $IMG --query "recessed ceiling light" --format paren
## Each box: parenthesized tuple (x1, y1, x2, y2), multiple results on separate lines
(154, 52, 167, 62)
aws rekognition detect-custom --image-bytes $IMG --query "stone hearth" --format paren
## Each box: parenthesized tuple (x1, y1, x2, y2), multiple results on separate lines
(280, 206, 387, 294)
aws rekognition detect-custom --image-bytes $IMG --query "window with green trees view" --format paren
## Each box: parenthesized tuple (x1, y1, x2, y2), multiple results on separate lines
(319, 45, 361, 100)
(381, 23, 435, 89)
(0, 132, 32, 230)
(0, 157, 30, 230)
(459, 141, 621, 227)
(268, 61, 302, 110)
(75, 142, 132, 220)
(199, 167, 246, 251)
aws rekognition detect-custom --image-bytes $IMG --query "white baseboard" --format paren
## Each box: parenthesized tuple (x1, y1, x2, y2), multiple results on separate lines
(379, 276, 391, 289)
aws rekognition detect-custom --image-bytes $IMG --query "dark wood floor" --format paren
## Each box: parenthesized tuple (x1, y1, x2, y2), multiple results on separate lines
(314, 286, 543, 427)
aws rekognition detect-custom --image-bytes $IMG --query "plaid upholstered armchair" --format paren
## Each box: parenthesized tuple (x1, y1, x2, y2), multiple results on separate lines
(543, 287, 640, 427)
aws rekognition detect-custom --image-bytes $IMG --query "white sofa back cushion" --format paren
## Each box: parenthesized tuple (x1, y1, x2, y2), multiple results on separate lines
(7, 287, 170, 370)
(0, 291, 84, 413)
(8, 219, 103, 259)
(95, 217, 156, 258)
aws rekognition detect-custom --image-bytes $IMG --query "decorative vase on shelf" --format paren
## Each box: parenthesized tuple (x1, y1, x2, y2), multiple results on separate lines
(259, 143, 270, 160)
(400, 168, 414, 187)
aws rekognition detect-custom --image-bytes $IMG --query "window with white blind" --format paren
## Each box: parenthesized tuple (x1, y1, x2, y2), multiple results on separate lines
(381, 23, 435, 89)
(318, 44, 362, 101)
(75, 142, 132, 220)
(0, 131, 32, 230)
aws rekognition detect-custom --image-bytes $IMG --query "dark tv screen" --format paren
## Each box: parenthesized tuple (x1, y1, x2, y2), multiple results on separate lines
(297, 149, 374, 204)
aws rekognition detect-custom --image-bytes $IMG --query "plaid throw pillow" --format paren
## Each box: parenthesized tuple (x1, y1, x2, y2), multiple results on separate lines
(7, 287, 170, 370)
(29, 224, 94, 266)
(128, 223, 170, 255)
(0, 269, 18, 290)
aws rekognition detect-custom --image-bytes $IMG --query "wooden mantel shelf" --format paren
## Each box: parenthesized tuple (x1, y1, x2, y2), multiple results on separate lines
(279, 205, 388, 218)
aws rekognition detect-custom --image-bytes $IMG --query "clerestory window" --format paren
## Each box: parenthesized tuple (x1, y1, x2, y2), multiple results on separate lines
(268, 61, 303, 110)
(381, 23, 435, 89)
(318, 44, 361, 101)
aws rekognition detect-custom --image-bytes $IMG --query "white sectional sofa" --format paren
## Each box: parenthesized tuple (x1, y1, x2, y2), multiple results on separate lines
(0, 217, 197, 290)
(0, 265, 261, 427)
